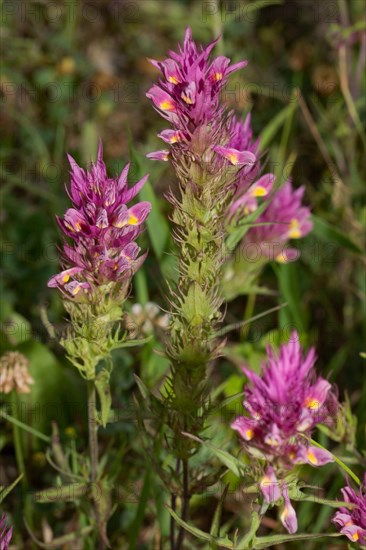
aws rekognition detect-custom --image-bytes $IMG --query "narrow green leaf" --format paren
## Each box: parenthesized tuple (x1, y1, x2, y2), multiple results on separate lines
(139, 178, 170, 259)
(134, 268, 149, 305)
(244, 0, 283, 14)
(0, 474, 23, 504)
(292, 492, 351, 508)
(120, 335, 152, 348)
(259, 102, 297, 152)
(253, 532, 342, 549)
(210, 485, 229, 540)
(182, 433, 248, 478)
(166, 506, 234, 548)
(81, 121, 99, 165)
(237, 511, 261, 549)
(34, 483, 88, 503)
(0, 410, 51, 443)
(128, 468, 152, 550)
(24, 519, 93, 548)
(273, 262, 306, 332)
(134, 374, 150, 400)
(312, 215, 363, 254)
(216, 303, 288, 338)
(152, 480, 170, 538)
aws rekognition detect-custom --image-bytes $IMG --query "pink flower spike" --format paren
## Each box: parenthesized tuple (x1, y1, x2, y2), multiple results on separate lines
(244, 180, 313, 263)
(231, 332, 338, 468)
(146, 27, 248, 141)
(48, 142, 150, 297)
(213, 146, 256, 166)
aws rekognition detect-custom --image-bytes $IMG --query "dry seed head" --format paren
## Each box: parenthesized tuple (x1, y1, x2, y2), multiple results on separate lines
(0, 351, 34, 394)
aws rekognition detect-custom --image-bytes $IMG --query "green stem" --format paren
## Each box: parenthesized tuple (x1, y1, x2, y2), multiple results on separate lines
(170, 459, 180, 550)
(244, 293, 257, 323)
(87, 381, 105, 550)
(12, 394, 27, 487)
(176, 458, 190, 550)
(11, 395, 36, 547)
(87, 381, 99, 483)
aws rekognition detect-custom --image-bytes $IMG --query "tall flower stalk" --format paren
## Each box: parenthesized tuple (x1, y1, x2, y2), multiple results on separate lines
(48, 143, 151, 546)
(146, 28, 257, 547)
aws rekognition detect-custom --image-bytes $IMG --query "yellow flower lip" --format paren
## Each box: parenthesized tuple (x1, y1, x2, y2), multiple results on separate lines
(181, 94, 193, 105)
(306, 450, 318, 464)
(169, 133, 182, 143)
(245, 429, 254, 440)
(252, 185, 267, 197)
(168, 75, 179, 84)
(213, 72, 223, 81)
(129, 214, 139, 225)
(260, 475, 271, 485)
(275, 253, 288, 264)
(265, 437, 279, 447)
(71, 284, 81, 296)
(304, 397, 320, 410)
(228, 153, 239, 165)
(288, 218, 302, 239)
(62, 274, 70, 283)
(160, 99, 175, 111)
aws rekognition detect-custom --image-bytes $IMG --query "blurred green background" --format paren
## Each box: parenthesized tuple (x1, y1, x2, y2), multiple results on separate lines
(1, 0, 365, 547)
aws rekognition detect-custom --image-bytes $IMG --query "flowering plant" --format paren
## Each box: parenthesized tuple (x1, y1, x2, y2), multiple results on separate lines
(3, 14, 365, 550)
(45, 143, 151, 546)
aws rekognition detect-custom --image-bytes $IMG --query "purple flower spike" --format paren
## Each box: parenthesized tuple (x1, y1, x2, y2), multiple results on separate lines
(146, 27, 248, 159)
(0, 514, 13, 550)
(244, 180, 313, 263)
(333, 474, 366, 545)
(231, 332, 338, 468)
(48, 142, 151, 299)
